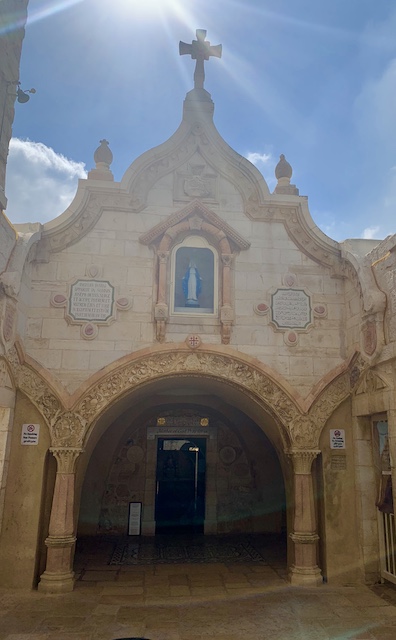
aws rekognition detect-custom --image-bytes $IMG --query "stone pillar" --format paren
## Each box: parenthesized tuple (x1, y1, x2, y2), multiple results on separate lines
(288, 449, 322, 586)
(38, 447, 82, 593)
(157, 252, 169, 305)
(154, 252, 169, 343)
(221, 254, 232, 306)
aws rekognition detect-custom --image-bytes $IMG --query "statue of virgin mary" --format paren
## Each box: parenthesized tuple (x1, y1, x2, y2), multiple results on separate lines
(182, 261, 202, 307)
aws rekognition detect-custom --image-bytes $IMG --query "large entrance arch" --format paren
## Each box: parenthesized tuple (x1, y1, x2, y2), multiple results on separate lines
(76, 380, 289, 542)
(6, 344, 358, 592)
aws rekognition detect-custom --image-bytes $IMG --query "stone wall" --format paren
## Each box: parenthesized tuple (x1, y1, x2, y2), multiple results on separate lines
(0, 0, 29, 210)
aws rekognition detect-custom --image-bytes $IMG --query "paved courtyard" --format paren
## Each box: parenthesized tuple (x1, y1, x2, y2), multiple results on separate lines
(1, 559, 396, 640)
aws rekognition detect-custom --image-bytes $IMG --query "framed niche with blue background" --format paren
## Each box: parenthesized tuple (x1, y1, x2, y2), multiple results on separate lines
(171, 236, 218, 315)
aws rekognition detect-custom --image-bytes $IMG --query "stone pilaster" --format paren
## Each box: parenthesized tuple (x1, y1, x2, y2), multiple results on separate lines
(38, 447, 82, 593)
(288, 448, 322, 586)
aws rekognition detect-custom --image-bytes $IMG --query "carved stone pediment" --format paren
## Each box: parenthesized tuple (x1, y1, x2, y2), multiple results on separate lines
(139, 199, 250, 252)
(355, 369, 389, 395)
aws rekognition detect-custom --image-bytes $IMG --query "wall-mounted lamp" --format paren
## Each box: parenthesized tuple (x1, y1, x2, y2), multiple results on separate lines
(17, 84, 36, 103)
(0, 80, 36, 144)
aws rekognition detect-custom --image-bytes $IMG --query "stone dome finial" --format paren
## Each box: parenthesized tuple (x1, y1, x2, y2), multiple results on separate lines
(275, 154, 292, 180)
(88, 139, 114, 182)
(274, 153, 299, 196)
(94, 139, 113, 167)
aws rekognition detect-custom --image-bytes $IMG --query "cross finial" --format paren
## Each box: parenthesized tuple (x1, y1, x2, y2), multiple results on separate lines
(179, 30, 222, 90)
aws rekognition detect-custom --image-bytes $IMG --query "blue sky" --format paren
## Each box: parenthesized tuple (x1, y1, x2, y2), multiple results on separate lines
(5, 0, 396, 241)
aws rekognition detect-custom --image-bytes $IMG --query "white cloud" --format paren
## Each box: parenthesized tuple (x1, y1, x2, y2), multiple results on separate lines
(5, 138, 87, 224)
(246, 152, 272, 166)
(362, 226, 380, 240)
(245, 150, 277, 190)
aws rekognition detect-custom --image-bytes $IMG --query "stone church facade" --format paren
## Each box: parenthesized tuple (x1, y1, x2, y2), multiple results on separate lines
(0, 28, 396, 593)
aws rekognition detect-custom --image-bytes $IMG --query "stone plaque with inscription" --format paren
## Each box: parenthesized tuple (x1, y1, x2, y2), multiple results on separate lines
(69, 280, 114, 323)
(331, 454, 347, 471)
(271, 288, 312, 329)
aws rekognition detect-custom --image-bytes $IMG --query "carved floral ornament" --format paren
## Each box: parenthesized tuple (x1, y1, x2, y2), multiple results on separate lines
(5, 345, 365, 452)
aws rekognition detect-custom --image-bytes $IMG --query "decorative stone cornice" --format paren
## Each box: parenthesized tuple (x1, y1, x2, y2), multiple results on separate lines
(287, 449, 320, 474)
(37, 191, 132, 258)
(50, 447, 83, 473)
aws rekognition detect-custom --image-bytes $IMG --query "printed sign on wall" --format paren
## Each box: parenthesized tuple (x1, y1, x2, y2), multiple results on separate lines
(330, 429, 345, 450)
(21, 424, 40, 445)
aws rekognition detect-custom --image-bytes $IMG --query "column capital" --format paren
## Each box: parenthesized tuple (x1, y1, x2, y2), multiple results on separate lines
(157, 251, 169, 263)
(287, 449, 320, 474)
(50, 447, 83, 473)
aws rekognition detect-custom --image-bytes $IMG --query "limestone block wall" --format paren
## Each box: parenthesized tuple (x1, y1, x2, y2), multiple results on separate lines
(0, 393, 53, 589)
(0, 0, 29, 209)
(22, 168, 351, 398)
(319, 399, 362, 584)
(0, 216, 16, 272)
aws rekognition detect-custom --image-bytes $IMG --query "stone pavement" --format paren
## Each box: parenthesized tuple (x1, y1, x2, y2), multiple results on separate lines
(1, 561, 396, 640)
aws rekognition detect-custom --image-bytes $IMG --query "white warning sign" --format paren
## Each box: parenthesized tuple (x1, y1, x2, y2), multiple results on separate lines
(21, 423, 40, 445)
(330, 429, 345, 450)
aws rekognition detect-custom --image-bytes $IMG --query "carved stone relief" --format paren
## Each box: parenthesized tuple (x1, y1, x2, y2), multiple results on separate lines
(5, 344, 362, 453)
(0, 359, 13, 389)
(0, 298, 17, 352)
(175, 161, 217, 202)
(362, 319, 377, 356)
(355, 369, 389, 395)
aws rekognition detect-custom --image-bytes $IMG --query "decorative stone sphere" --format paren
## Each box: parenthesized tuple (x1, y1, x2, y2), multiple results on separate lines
(94, 139, 113, 166)
(275, 154, 292, 180)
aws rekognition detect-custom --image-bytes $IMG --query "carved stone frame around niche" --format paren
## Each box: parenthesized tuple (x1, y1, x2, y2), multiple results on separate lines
(139, 200, 250, 344)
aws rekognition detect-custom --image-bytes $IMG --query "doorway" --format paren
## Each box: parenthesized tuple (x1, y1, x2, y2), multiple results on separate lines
(155, 437, 206, 534)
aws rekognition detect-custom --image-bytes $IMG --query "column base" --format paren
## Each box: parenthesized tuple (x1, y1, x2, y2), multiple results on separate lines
(289, 564, 323, 587)
(38, 570, 75, 593)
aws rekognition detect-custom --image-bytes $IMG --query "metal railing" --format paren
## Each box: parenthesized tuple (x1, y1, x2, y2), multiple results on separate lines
(380, 512, 396, 584)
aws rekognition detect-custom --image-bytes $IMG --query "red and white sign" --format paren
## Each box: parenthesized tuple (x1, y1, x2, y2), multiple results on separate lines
(21, 424, 40, 446)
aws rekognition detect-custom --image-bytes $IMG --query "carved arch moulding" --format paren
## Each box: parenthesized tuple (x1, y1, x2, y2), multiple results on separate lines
(72, 348, 364, 451)
(5, 344, 366, 453)
(140, 200, 250, 344)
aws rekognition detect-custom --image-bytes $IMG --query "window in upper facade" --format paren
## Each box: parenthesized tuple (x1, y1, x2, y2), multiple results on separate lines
(170, 236, 218, 315)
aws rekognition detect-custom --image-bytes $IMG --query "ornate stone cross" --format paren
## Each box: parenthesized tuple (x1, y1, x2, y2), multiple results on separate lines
(179, 29, 222, 90)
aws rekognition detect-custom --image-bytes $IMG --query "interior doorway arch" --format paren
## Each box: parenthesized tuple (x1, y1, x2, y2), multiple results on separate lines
(75, 375, 291, 565)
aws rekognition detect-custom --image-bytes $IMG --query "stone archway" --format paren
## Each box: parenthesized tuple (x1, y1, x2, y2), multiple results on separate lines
(4, 344, 366, 591)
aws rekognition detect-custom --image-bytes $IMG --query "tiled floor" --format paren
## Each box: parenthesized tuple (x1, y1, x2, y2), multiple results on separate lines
(1, 537, 396, 639)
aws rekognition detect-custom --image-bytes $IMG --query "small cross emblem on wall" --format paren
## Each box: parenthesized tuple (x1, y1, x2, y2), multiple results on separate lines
(186, 334, 201, 349)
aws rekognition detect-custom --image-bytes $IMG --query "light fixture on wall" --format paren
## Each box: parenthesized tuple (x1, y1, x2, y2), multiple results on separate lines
(16, 84, 36, 103)
(0, 80, 36, 142)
